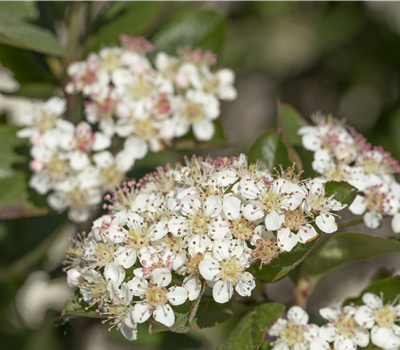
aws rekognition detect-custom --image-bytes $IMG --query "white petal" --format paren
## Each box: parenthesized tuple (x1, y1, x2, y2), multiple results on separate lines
(363, 211, 382, 229)
(180, 195, 201, 216)
(132, 302, 152, 323)
(391, 213, 400, 233)
(362, 292, 383, 309)
(349, 195, 367, 215)
(243, 203, 265, 221)
(223, 195, 241, 220)
(92, 132, 111, 151)
(355, 329, 370, 347)
(277, 227, 299, 252)
(124, 136, 148, 160)
(212, 280, 233, 303)
(235, 272, 256, 297)
(287, 306, 309, 325)
(149, 221, 169, 240)
(298, 224, 318, 244)
(319, 307, 339, 321)
(318, 323, 337, 342)
(70, 151, 90, 171)
(154, 304, 175, 327)
(199, 258, 220, 281)
(265, 210, 285, 231)
(309, 338, 330, 350)
(151, 268, 171, 287)
(192, 119, 215, 141)
(127, 276, 148, 296)
(355, 305, 375, 329)
(204, 195, 222, 217)
(182, 275, 202, 301)
(104, 261, 126, 286)
(167, 286, 188, 306)
(316, 214, 338, 233)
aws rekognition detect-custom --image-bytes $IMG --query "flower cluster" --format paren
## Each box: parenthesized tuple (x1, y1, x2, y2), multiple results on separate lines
(16, 35, 237, 223)
(269, 293, 400, 350)
(64, 154, 346, 340)
(299, 114, 400, 232)
(66, 35, 237, 163)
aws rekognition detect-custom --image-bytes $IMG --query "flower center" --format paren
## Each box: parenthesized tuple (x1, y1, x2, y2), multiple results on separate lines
(127, 224, 151, 251)
(251, 238, 280, 267)
(188, 209, 209, 234)
(66, 187, 89, 207)
(130, 78, 153, 100)
(101, 164, 125, 190)
(144, 284, 168, 309)
(220, 257, 245, 285)
(306, 190, 328, 214)
(259, 187, 283, 212)
(362, 159, 380, 175)
(134, 119, 157, 141)
(101, 52, 120, 72)
(279, 321, 305, 346)
(334, 313, 359, 337)
(364, 187, 386, 213)
(153, 95, 171, 115)
(284, 208, 308, 231)
(93, 241, 116, 266)
(37, 112, 57, 133)
(183, 101, 205, 123)
(185, 252, 204, 276)
(203, 77, 219, 95)
(324, 164, 349, 182)
(374, 305, 397, 328)
(231, 218, 256, 240)
(47, 156, 68, 181)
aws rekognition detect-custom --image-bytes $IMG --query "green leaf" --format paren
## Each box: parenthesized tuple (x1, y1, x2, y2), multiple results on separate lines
(0, 125, 28, 174)
(89, 2, 163, 52)
(152, 10, 225, 56)
(0, 13, 70, 56)
(324, 181, 357, 209)
(191, 299, 234, 329)
(0, 1, 38, 20)
(278, 103, 308, 147)
(257, 237, 320, 283)
(247, 129, 293, 170)
(61, 292, 106, 319)
(13, 82, 57, 99)
(218, 302, 285, 350)
(300, 233, 400, 279)
(344, 276, 400, 306)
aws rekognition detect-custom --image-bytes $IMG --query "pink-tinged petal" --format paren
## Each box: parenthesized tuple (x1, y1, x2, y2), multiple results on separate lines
(154, 304, 175, 327)
(192, 119, 215, 141)
(287, 306, 309, 325)
(243, 203, 265, 221)
(104, 261, 125, 286)
(132, 302, 152, 323)
(180, 195, 201, 216)
(204, 195, 222, 217)
(355, 305, 375, 328)
(151, 268, 172, 287)
(235, 272, 255, 297)
(318, 323, 337, 342)
(223, 195, 241, 220)
(316, 214, 338, 233)
(349, 195, 367, 215)
(277, 227, 299, 253)
(199, 258, 220, 281)
(363, 211, 382, 229)
(265, 210, 285, 231)
(67, 269, 82, 288)
(167, 286, 187, 306)
(362, 292, 383, 310)
(213, 280, 233, 303)
(127, 276, 148, 296)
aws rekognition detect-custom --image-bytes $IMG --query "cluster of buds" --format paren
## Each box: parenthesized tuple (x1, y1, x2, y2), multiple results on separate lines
(299, 114, 400, 232)
(66, 34, 237, 164)
(64, 154, 346, 340)
(15, 35, 237, 223)
(269, 293, 400, 350)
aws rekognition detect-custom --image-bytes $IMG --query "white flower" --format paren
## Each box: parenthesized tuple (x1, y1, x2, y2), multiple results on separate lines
(199, 238, 255, 303)
(129, 268, 187, 327)
(319, 305, 370, 349)
(268, 306, 330, 350)
(355, 293, 400, 350)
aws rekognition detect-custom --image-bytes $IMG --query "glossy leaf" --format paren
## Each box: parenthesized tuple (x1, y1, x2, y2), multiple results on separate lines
(191, 299, 234, 329)
(324, 181, 357, 209)
(278, 103, 308, 147)
(344, 276, 400, 306)
(89, 2, 163, 51)
(247, 129, 293, 170)
(0, 1, 38, 20)
(257, 237, 320, 283)
(0, 13, 70, 56)
(218, 302, 285, 350)
(300, 233, 400, 279)
(152, 10, 225, 56)
(61, 292, 106, 319)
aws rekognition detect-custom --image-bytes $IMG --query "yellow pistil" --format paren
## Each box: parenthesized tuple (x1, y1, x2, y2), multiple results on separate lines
(183, 101, 205, 123)
(144, 284, 168, 309)
(133, 119, 157, 141)
(374, 305, 397, 328)
(231, 218, 256, 240)
(279, 321, 305, 346)
(37, 112, 57, 133)
(130, 78, 153, 100)
(251, 238, 280, 267)
(220, 257, 244, 285)
(101, 164, 125, 190)
(47, 156, 68, 181)
(188, 209, 209, 235)
(284, 208, 308, 231)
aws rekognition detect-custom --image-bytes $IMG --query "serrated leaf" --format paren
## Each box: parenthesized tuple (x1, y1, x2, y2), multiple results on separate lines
(300, 233, 400, 279)
(278, 103, 308, 147)
(191, 299, 234, 329)
(61, 292, 106, 319)
(218, 302, 285, 350)
(0, 13, 70, 56)
(257, 237, 320, 283)
(247, 129, 293, 170)
(152, 10, 225, 57)
(89, 2, 163, 52)
(344, 276, 400, 306)
(324, 181, 357, 209)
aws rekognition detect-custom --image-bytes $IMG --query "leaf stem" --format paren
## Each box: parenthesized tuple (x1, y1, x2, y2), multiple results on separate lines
(338, 218, 364, 230)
